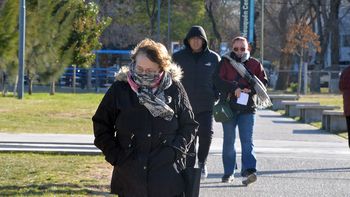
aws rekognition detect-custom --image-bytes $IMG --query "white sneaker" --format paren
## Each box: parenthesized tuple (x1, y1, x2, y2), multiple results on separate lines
(242, 173, 257, 186)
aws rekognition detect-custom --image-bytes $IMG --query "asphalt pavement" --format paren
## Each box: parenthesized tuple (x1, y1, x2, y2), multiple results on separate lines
(1, 109, 349, 197)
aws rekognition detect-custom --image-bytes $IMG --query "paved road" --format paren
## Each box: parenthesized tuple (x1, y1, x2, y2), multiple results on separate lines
(1, 109, 349, 196)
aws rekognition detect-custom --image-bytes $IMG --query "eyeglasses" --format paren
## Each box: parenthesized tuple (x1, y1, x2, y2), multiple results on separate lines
(233, 47, 246, 52)
(135, 65, 161, 75)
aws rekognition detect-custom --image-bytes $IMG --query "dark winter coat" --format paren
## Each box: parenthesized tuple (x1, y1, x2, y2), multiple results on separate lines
(92, 65, 198, 197)
(339, 66, 350, 116)
(213, 52, 268, 113)
(172, 26, 221, 114)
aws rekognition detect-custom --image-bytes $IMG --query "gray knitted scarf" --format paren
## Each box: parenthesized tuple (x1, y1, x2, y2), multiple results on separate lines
(128, 69, 174, 121)
(223, 53, 272, 109)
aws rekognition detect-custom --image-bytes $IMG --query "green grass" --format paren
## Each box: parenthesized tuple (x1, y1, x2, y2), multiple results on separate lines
(275, 94, 347, 139)
(0, 152, 115, 196)
(0, 93, 104, 134)
(298, 94, 343, 111)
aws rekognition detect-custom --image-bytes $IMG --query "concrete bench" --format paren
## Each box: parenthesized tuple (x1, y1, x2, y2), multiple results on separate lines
(269, 95, 298, 110)
(281, 101, 320, 117)
(322, 110, 347, 133)
(296, 105, 341, 123)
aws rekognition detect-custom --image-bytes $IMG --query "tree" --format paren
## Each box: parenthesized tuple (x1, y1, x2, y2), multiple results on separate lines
(98, 0, 208, 49)
(35, 1, 77, 95)
(204, 0, 240, 52)
(282, 18, 321, 97)
(0, 0, 19, 95)
(67, 1, 111, 69)
(205, 0, 221, 51)
(329, 0, 341, 93)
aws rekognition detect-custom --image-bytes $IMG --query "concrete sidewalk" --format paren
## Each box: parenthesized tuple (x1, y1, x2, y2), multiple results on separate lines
(1, 109, 350, 196)
(202, 109, 350, 197)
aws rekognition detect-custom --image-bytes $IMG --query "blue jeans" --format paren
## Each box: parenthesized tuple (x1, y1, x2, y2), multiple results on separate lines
(222, 113, 256, 177)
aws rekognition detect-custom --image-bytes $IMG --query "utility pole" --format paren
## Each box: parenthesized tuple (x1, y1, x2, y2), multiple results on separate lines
(18, 0, 26, 99)
(260, 0, 264, 63)
(157, 0, 161, 41)
(167, 0, 171, 50)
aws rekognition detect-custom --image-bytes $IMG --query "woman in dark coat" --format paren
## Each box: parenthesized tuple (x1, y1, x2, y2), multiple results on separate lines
(92, 38, 198, 197)
(339, 65, 350, 148)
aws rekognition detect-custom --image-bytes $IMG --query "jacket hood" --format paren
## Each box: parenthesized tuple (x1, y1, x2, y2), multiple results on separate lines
(115, 63, 183, 82)
(183, 26, 208, 51)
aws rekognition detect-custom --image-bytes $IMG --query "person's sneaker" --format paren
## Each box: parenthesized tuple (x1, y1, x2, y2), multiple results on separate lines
(242, 173, 257, 186)
(198, 162, 208, 179)
(221, 174, 234, 183)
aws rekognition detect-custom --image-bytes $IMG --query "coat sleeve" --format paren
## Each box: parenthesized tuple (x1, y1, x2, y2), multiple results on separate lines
(171, 81, 199, 160)
(339, 67, 350, 92)
(92, 83, 123, 166)
(255, 61, 268, 87)
(213, 58, 239, 98)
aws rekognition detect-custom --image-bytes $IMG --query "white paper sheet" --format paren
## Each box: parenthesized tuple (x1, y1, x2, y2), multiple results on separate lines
(237, 92, 249, 105)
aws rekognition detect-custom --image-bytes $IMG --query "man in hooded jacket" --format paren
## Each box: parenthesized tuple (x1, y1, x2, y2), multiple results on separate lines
(173, 25, 220, 178)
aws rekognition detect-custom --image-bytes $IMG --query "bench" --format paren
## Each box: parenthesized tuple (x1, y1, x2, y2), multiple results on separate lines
(269, 95, 298, 110)
(322, 110, 347, 133)
(281, 101, 320, 117)
(296, 105, 341, 123)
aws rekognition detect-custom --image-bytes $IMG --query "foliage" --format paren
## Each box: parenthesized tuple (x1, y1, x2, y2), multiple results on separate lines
(282, 18, 321, 55)
(100, 0, 209, 48)
(35, 1, 77, 84)
(288, 82, 298, 93)
(0, 0, 19, 81)
(67, 1, 111, 68)
(22, 0, 109, 94)
(170, 0, 208, 42)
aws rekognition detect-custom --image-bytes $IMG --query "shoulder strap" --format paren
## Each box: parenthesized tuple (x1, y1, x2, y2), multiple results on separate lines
(223, 54, 255, 85)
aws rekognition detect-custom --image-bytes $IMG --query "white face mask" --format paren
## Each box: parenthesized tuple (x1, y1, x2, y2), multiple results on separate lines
(241, 51, 250, 62)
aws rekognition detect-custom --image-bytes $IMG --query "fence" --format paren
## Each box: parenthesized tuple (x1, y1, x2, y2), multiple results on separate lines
(268, 70, 342, 93)
(58, 66, 120, 91)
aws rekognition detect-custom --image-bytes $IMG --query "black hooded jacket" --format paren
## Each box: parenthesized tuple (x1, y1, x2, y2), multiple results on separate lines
(172, 26, 221, 114)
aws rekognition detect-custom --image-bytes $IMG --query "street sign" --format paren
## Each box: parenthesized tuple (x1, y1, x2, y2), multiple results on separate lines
(240, 0, 255, 43)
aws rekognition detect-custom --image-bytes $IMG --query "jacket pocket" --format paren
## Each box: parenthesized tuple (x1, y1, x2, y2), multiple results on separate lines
(149, 146, 176, 170)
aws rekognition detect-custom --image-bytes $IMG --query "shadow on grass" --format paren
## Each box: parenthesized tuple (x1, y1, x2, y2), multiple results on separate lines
(0, 183, 111, 196)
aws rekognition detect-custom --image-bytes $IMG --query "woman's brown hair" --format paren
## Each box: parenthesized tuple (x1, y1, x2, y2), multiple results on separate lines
(131, 38, 172, 71)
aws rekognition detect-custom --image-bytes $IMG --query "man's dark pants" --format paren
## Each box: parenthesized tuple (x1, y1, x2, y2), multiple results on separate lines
(346, 116, 350, 148)
(186, 111, 213, 167)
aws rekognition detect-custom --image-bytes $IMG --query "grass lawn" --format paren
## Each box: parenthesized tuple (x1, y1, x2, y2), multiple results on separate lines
(0, 152, 115, 196)
(278, 94, 348, 139)
(0, 93, 104, 134)
(298, 94, 343, 111)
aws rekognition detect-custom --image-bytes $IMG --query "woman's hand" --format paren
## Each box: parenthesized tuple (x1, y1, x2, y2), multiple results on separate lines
(235, 88, 251, 98)
(234, 88, 241, 98)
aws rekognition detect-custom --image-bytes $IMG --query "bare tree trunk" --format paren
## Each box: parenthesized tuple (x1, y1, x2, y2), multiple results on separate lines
(297, 48, 304, 97)
(13, 75, 18, 97)
(310, 0, 323, 93)
(329, 0, 341, 93)
(146, 0, 157, 37)
(50, 80, 55, 95)
(275, 53, 292, 90)
(0, 70, 3, 94)
(330, 0, 340, 71)
(273, 3, 292, 90)
(205, 1, 222, 51)
(28, 78, 33, 95)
